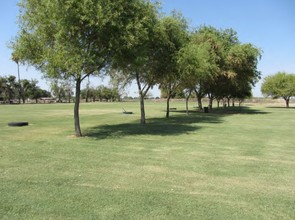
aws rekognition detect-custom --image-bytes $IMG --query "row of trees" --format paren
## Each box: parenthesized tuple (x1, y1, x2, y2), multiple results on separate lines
(0, 75, 122, 104)
(261, 72, 295, 108)
(81, 85, 120, 102)
(0, 75, 50, 103)
(11, 0, 261, 137)
(158, 25, 261, 117)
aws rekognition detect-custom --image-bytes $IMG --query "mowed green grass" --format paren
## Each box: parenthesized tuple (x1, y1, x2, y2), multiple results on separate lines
(0, 101, 294, 219)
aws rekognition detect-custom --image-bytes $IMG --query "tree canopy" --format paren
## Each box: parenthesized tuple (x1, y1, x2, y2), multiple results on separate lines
(153, 12, 189, 118)
(177, 26, 261, 110)
(11, 0, 263, 136)
(261, 72, 295, 108)
(11, 0, 160, 136)
(0, 75, 49, 103)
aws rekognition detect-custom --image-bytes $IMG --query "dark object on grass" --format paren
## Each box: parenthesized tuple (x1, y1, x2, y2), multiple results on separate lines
(8, 122, 29, 127)
(203, 107, 209, 113)
(122, 108, 133, 114)
(169, 108, 177, 111)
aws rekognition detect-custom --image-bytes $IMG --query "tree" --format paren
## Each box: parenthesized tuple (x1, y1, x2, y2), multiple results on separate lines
(179, 26, 261, 110)
(0, 76, 9, 103)
(81, 87, 96, 102)
(177, 37, 215, 110)
(30, 87, 51, 103)
(155, 12, 189, 118)
(22, 79, 51, 103)
(12, 0, 159, 136)
(0, 76, 50, 104)
(50, 80, 66, 103)
(224, 43, 261, 106)
(261, 72, 295, 108)
(99, 86, 120, 102)
(21, 79, 33, 103)
(1, 75, 18, 103)
(177, 26, 235, 111)
(20, 79, 46, 103)
(197, 27, 240, 109)
(0, 77, 5, 103)
(111, 1, 159, 124)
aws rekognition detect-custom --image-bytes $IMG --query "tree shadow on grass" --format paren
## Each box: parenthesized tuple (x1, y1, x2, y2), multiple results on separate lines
(85, 113, 223, 140)
(210, 106, 270, 115)
(85, 107, 269, 139)
(174, 106, 269, 115)
(266, 106, 295, 109)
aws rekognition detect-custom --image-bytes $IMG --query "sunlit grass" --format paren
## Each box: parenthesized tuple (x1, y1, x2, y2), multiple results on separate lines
(0, 101, 294, 219)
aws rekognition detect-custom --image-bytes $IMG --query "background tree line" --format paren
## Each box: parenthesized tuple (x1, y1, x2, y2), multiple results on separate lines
(0, 75, 50, 103)
(81, 85, 120, 102)
(0, 75, 122, 104)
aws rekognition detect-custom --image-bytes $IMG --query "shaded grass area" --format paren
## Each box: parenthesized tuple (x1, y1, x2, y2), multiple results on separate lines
(0, 102, 294, 219)
(86, 106, 268, 139)
(85, 114, 223, 139)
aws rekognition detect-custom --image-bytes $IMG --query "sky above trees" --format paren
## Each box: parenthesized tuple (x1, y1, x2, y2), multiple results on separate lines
(1, 0, 294, 97)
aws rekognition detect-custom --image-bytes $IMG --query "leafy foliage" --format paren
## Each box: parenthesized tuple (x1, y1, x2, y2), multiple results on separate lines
(0, 75, 50, 103)
(81, 85, 120, 102)
(11, 0, 262, 131)
(12, 0, 160, 135)
(177, 26, 261, 109)
(261, 72, 295, 107)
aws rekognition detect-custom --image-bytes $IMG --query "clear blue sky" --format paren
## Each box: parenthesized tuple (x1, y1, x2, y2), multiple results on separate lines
(1, 0, 294, 97)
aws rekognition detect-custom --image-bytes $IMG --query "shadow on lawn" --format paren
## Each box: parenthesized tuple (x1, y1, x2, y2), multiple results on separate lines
(175, 106, 269, 115)
(266, 106, 295, 109)
(85, 106, 268, 139)
(85, 113, 223, 139)
(210, 106, 270, 115)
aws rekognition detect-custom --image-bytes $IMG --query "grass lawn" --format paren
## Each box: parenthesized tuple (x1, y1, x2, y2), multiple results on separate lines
(0, 101, 294, 219)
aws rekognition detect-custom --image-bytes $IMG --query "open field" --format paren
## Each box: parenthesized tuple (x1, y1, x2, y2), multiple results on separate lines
(1, 101, 294, 219)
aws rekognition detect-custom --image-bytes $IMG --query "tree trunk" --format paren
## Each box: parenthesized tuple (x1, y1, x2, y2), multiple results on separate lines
(74, 78, 82, 137)
(184, 90, 192, 114)
(139, 94, 146, 124)
(17, 62, 22, 104)
(58, 94, 62, 103)
(135, 73, 146, 125)
(285, 98, 290, 108)
(239, 100, 242, 107)
(207, 93, 213, 110)
(21, 91, 25, 104)
(227, 98, 230, 107)
(194, 90, 203, 110)
(209, 97, 213, 110)
(166, 95, 171, 118)
(197, 96, 203, 110)
(217, 99, 220, 108)
(86, 92, 89, 103)
(186, 96, 189, 114)
(165, 87, 173, 118)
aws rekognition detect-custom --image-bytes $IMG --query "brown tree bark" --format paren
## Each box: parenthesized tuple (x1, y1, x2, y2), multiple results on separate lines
(139, 94, 146, 124)
(166, 95, 171, 118)
(285, 97, 290, 108)
(74, 78, 82, 137)
(135, 73, 150, 125)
